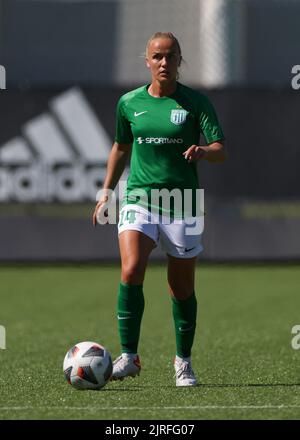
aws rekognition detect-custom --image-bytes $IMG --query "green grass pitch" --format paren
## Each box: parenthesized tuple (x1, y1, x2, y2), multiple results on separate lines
(0, 264, 300, 420)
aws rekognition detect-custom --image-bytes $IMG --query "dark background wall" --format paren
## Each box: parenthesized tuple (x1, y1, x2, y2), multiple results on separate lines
(0, 87, 300, 261)
(1, 0, 300, 261)
(1, 0, 300, 88)
(1, 87, 299, 199)
(0, 0, 119, 87)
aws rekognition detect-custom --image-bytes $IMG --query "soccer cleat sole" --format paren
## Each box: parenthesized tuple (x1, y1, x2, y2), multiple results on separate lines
(176, 382, 197, 387)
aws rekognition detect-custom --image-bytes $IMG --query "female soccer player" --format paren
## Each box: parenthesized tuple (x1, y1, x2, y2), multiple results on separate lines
(93, 32, 226, 386)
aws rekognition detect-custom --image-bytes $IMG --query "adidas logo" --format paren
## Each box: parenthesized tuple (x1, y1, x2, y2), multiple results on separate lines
(0, 87, 127, 202)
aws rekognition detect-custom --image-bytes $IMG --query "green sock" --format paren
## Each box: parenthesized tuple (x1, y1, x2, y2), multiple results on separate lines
(117, 282, 145, 354)
(172, 292, 197, 358)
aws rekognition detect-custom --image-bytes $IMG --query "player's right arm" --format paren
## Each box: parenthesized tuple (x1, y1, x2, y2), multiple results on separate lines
(92, 141, 132, 226)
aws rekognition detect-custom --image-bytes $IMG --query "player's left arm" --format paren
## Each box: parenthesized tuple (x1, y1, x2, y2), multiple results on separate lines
(183, 141, 227, 163)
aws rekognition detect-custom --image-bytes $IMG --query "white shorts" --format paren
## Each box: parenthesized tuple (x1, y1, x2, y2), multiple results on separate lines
(118, 204, 204, 259)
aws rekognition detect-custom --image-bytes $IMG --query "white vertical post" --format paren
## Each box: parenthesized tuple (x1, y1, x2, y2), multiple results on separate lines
(199, 0, 246, 88)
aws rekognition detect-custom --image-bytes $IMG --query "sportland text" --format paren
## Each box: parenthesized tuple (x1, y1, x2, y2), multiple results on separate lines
(0, 65, 6, 90)
(96, 181, 205, 236)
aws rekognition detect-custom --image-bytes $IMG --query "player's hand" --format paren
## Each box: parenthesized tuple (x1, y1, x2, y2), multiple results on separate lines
(92, 197, 109, 227)
(183, 145, 206, 163)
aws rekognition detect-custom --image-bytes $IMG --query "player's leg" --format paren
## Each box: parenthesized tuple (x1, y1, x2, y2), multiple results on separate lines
(112, 206, 157, 381)
(158, 215, 202, 386)
(167, 254, 197, 300)
(167, 255, 198, 386)
(119, 229, 155, 285)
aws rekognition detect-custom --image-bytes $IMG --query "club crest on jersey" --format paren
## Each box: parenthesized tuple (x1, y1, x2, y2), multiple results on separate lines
(170, 109, 188, 125)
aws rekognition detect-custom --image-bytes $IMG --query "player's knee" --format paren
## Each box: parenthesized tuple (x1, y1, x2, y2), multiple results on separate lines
(121, 261, 145, 285)
(169, 284, 194, 300)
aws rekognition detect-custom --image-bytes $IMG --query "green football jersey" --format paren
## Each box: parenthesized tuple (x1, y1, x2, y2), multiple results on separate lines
(115, 82, 224, 217)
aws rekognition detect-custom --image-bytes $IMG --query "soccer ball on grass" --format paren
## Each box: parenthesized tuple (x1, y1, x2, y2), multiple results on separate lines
(63, 341, 113, 390)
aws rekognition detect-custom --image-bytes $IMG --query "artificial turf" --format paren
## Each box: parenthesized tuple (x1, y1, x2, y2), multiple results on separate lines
(0, 264, 300, 420)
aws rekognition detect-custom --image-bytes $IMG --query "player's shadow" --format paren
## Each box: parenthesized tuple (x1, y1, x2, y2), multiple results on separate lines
(104, 381, 300, 391)
(107, 382, 300, 390)
(198, 383, 300, 388)
(105, 386, 144, 392)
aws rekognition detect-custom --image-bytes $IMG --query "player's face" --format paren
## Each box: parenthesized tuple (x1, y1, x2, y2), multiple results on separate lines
(146, 38, 181, 83)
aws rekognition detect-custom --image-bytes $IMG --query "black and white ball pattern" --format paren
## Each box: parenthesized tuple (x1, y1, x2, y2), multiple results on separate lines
(63, 341, 113, 390)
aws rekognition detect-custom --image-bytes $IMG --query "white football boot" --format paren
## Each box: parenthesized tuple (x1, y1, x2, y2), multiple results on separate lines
(174, 357, 197, 387)
(111, 353, 141, 381)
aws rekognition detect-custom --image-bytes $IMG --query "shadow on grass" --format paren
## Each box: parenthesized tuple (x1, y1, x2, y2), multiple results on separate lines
(198, 383, 300, 388)
(107, 382, 300, 391)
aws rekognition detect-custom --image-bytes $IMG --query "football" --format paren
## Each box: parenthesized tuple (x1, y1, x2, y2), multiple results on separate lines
(63, 341, 113, 390)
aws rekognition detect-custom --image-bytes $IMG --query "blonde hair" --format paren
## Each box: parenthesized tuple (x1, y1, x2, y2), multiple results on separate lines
(145, 32, 182, 60)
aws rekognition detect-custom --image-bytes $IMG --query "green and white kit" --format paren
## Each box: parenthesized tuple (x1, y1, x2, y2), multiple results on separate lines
(115, 82, 224, 257)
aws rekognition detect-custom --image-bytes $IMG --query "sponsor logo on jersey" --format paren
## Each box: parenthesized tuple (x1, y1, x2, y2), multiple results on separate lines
(137, 137, 183, 145)
(170, 109, 188, 125)
(134, 111, 148, 117)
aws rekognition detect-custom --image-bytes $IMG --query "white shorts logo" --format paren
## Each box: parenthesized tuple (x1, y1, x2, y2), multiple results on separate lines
(170, 109, 188, 125)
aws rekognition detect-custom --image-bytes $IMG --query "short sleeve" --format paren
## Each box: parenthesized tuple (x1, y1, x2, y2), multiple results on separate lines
(114, 97, 134, 144)
(198, 95, 225, 145)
